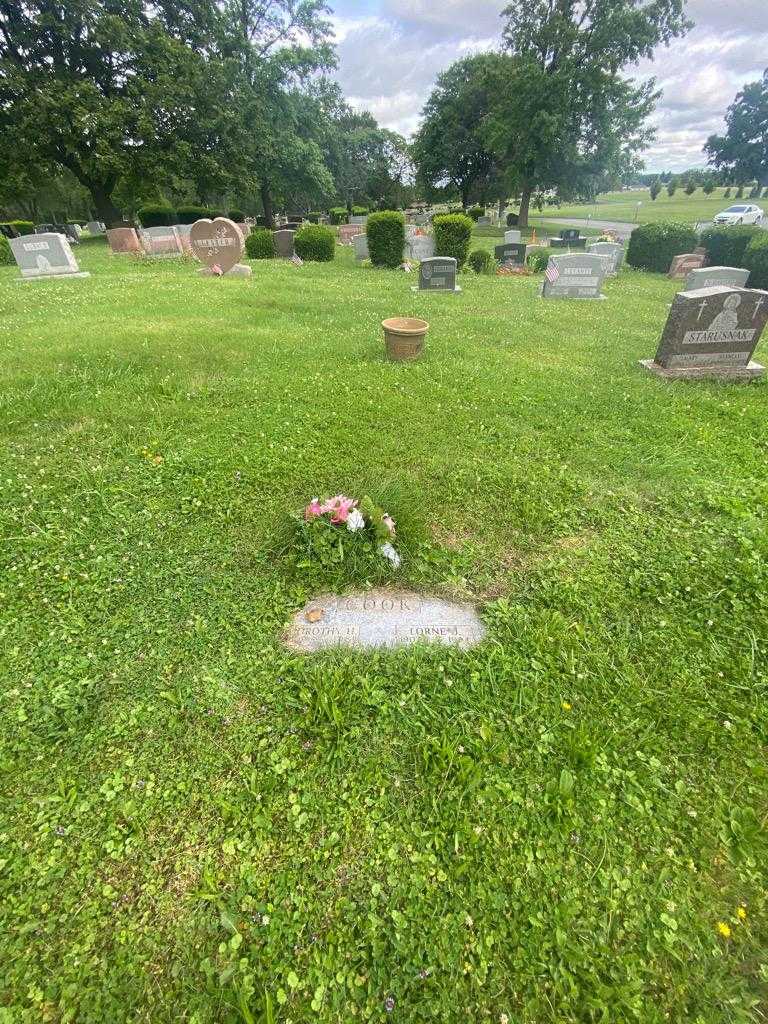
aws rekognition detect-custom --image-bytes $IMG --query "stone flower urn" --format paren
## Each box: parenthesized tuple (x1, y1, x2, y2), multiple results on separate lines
(381, 317, 429, 361)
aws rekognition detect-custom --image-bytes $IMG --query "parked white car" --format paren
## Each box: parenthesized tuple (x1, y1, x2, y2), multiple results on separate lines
(713, 204, 764, 225)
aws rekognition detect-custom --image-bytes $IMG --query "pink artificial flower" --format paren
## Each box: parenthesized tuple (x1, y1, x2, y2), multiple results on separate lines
(382, 514, 396, 537)
(210, 264, 223, 276)
(321, 494, 358, 524)
(304, 498, 323, 520)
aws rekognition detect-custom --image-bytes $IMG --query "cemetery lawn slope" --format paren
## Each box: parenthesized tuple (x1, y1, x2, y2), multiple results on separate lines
(1, 240, 767, 1023)
(534, 186, 757, 225)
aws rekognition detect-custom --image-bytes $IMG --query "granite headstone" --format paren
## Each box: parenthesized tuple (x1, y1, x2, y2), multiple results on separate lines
(107, 227, 143, 254)
(190, 217, 250, 276)
(9, 233, 89, 280)
(494, 241, 527, 266)
(640, 285, 767, 380)
(504, 229, 522, 244)
(353, 233, 369, 261)
(541, 253, 606, 299)
(406, 234, 436, 261)
(684, 266, 750, 291)
(141, 226, 183, 256)
(668, 253, 705, 278)
(413, 256, 460, 293)
(273, 229, 296, 257)
(587, 241, 624, 276)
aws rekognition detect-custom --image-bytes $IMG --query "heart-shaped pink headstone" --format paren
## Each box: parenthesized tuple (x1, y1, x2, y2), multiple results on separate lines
(189, 217, 244, 274)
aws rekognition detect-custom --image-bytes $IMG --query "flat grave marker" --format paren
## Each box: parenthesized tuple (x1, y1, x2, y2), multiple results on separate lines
(541, 253, 606, 300)
(284, 589, 485, 653)
(640, 285, 767, 380)
(10, 232, 89, 281)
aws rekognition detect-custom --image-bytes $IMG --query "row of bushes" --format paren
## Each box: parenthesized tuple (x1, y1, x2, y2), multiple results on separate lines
(245, 225, 336, 262)
(626, 220, 768, 287)
(364, 211, 475, 269)
(1, 220, 35, 236)
(137, 204, 246, 227)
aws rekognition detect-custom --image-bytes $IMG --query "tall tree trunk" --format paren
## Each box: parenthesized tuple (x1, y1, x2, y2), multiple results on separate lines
(498, 197, 505, 223)
(89, 182, 123, 227)
(260, 183, 274, 228)
(461, 184, 470, 209)
(517, 183, 533, 229)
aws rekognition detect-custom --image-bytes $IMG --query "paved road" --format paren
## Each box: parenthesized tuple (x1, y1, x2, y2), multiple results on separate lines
(540, 216, 768, 238)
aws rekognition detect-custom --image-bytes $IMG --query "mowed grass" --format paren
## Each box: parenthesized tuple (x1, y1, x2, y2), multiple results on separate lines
(1, 236, 767, 1024)
(533, 186, 761, 225)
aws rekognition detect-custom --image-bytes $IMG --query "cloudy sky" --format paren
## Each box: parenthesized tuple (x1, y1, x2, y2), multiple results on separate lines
(330, 0, 767, 172)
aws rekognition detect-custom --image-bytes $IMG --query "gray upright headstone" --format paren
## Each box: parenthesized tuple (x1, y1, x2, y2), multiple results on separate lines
(413, 256, 460, 293)
(141, 226, 183, 256)
(504, 229, 522, 243)
(273, 229, 296, 257)
(353, 233, 369, 261)
(541, 253, 606, 300)
(9, 233, 89, 280)
(587, 241, 624, 277)
(640, 285, 767, 380)
(86, 221, 105, 235)
(494, 242, 527, 266)
(406, 234, 436, 261)
(684, 266, 750, 291)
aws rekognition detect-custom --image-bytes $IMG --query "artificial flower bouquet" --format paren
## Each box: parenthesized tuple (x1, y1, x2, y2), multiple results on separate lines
(297, 494, 401, 569)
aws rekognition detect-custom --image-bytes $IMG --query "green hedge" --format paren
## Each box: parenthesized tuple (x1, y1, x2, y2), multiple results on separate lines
(626, 221, 698, 273)
(1, 220, 35, 236)
(294, 225, 335, 262)
(329, 207, 348, 225)
(366, 211, 405, 269)
(467, 249, 495, 274)
(700, 225, 763, 269)
(227, 209, 245, 222)
(138, 204, 177, 227)
(245, 228, 276, 259)
(526, 248, 553, 273)
(467, 205, 485, 222)
(743, 234, 768, 289)
(0, 235, 13, 265)
(352, 206, 368, 216)
(433, 213, 473, 269)
(176, 205, 212, 224)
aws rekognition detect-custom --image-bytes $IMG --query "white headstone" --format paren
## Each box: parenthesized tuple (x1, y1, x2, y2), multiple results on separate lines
(354, 234, 369, 261)
(504, 229, 521, 243)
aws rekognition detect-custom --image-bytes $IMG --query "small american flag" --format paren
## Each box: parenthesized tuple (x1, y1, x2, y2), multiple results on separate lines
(545, 261, 559, 284)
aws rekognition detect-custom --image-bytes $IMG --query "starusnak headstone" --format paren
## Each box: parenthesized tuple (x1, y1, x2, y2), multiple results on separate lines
(10, 233, 90, 280)
(190, 217, 251, 276)
(504, 229, 522, 243)
(273, 229, 296, 258)
(541, 253, 606, 299)
(140, 226, 183, 257)
(494, 241, 527, 266)
(640, 285, 768, 380)
(284, 589, 486, 653)
(684, 266, 750, 291)
(587, 241, 624, 276)
(412, 256, 460, 293)
(668, 252, 705, 278)
(106, 227, 142, 255)
(353, 233, 369, 261)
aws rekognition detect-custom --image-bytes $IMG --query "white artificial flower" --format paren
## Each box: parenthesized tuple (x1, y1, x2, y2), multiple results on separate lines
(379, 542, 401, 568)
(346, 508, 365, 532)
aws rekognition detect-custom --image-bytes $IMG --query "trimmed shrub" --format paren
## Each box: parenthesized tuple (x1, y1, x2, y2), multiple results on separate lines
(626, 221, 697, 273)
(743, 234, 768, 289)
(137, 203, 177, 227)
(245, 228, 276, 259)
(307, 211, 321, 223)
(228, 208, 245, 222)
(526, 248, 552, 273)
(8, 220, 35, 235)
(176, 205, 212, 224)
(700, 224, 763, 268)
(467, 205, 485, 222)
(506, 212, 519, 227)
(352, 206, 368, 216)
(433, 213, 473, 269)
(294, 224, 335, 262)
(329, 207, 348, 225)
(0, 235, 13, 265)
(367, 211, 405, 269)
(467, 249, 495, 274)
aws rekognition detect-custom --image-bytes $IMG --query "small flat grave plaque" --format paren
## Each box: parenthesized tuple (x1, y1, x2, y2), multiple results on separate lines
(640, 285, 768, 380)
(284, 589, 486, 653)
(542, 253, 606, 299)
(684, 266, 749, 291)
(413, 255, 460, 292)
(494, 242, 527, 266)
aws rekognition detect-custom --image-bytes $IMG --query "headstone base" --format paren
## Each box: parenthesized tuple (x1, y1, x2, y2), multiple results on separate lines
(538, 289, 606, 300)
(410, 285, 461, 293)
(18, 272, 91, 282)
(198, 263, 252, 277)
(639, 359, 765, 381)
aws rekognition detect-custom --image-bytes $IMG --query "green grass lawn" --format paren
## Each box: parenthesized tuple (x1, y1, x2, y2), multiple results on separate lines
(533, 187, 762, 226)
(1, 237, 767, 1023)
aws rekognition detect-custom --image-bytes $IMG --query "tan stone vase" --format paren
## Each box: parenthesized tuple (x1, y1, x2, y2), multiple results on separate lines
(381, 317, 429, 361)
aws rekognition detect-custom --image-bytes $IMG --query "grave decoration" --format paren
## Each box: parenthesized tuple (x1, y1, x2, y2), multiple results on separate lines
(284, 589, 486, 653)
(541, 253, 606, 299)
(412, 256, 460, 293)
(189, 217, 251, 276)
(10, 232, 90, 281)
(382, 317, 429, 360)
(295, 494, 401, 570)
(640, 285, 767, 380)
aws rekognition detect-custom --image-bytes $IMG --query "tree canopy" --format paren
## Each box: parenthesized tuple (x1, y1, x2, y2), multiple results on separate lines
(705, 69, 768, 189)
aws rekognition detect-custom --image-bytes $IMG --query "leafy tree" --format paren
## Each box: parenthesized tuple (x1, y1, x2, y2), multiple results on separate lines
(477, 0, 691, 226)
(649, 178, 662, 200)
(0, 0, 233, 226)
(702, 180, 715, 195)
(706, 69, 768, 189)
(412, 54, 503, 209)
(667, 178, 678, 196)
(684, 179, 696, 195)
